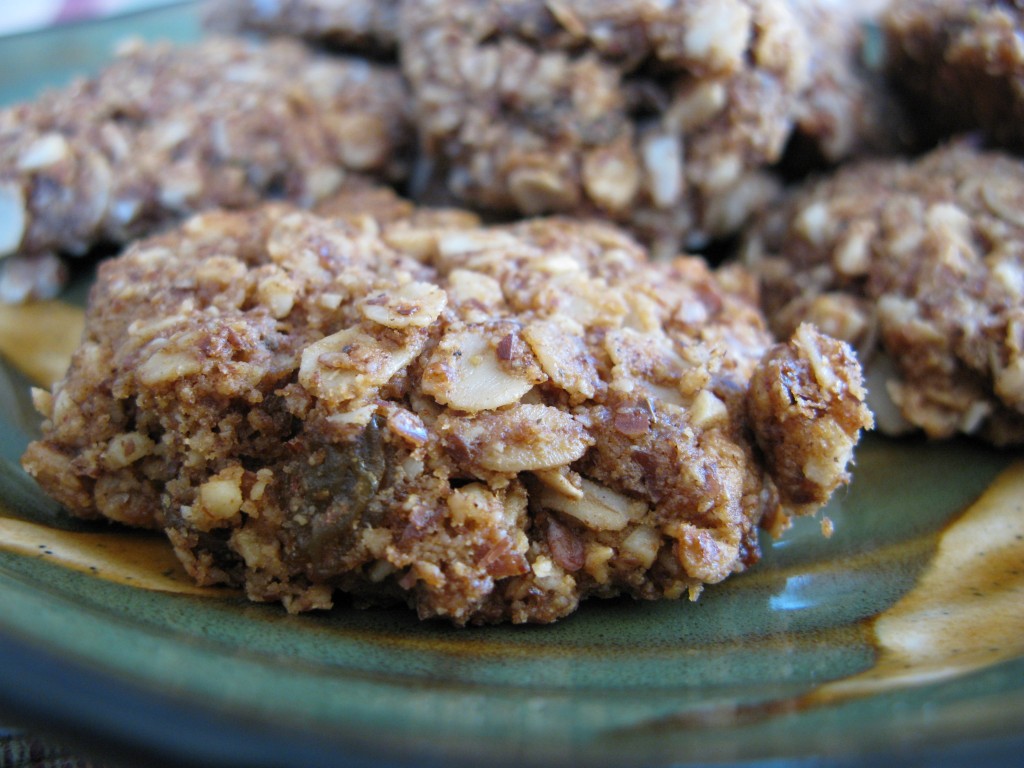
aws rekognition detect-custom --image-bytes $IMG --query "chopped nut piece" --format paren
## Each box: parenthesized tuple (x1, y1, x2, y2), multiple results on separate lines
(101, 432, 156, 471)
(191, 465, 246, 530)
(257, 271, 298, 319)
(620, 526, 661, 570)
(690, 390, 729, 429)
(136, 346, 202, 387)
(583, 542, 615, 583)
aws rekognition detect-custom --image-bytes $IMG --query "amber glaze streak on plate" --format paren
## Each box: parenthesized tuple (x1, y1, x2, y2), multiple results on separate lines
(622, 457, 1024, 735)
(0, 515, 232, 597)
(0, 300, 83, 386)
(817, 460, 1024, 695)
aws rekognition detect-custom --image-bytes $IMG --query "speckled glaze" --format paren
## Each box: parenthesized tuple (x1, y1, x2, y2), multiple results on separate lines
(0, 8, 1023, 767)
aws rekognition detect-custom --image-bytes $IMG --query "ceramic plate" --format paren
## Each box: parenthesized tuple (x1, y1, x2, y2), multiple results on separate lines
(0, 6, 1023, 767)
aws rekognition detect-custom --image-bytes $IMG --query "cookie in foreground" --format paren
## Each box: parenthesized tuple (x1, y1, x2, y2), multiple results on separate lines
(22, 204, 871, 624)
(744, 141, 1024, 445)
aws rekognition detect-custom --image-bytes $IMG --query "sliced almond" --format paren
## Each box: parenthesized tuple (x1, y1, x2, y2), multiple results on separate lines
(299, 326, 422, 405)
(539, 478, 647, 531)
(359, 280, 447, 329)
(422, 329, 536, 412)
(620, 526, 661, 568)
(522, 317, 598, 403)
(136, 346, 202, 387)
(458, 403, 592, 473)
(17, 133, 70, 171)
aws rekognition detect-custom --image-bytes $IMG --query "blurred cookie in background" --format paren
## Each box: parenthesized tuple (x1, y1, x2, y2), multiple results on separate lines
(744, 141, 1024, 445)
(398, 0, 813, 257)
(0, 35, 412, 302)
(883, 0, 1024, 151)
(203, 0, 400, 56)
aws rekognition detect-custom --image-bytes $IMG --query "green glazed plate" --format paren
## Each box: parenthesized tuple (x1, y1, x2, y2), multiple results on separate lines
(0, 6, 1023, 767)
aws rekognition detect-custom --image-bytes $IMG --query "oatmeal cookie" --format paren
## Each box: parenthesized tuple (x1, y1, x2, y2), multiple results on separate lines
(0, 35, 411, 302)
(744, 141, 1024, 444)
(883, 0, 1024, 150)
(398, 0, 812, 256)
(203, 0, 400, 56)
(23, 203, 870, 625)
(788, 0, 908, 166)
(312, 175, 482, 233)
